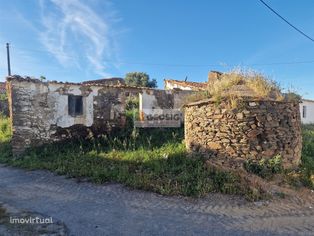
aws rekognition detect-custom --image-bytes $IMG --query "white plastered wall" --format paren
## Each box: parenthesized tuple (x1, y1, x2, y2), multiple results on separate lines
(300, 100, 314, 124)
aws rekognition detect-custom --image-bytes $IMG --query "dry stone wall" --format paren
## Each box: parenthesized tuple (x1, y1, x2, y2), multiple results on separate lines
(185, 99, 302, 168)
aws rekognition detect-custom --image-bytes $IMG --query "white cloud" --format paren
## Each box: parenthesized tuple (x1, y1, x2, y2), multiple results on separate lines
(39, 0, 118, 77)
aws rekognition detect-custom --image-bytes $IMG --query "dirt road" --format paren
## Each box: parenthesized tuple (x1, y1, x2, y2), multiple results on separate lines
(0, 164, 313, 235)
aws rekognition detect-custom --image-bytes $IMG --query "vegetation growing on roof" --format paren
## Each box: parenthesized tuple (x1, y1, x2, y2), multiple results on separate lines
(212, 69, 281, 99)
(185, 69, 301, 106)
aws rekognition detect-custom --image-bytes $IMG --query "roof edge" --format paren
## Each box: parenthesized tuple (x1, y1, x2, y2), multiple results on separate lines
(184, 97, 301, 107)
(6, 75, 158, 90)
(302, 99, 314, 103)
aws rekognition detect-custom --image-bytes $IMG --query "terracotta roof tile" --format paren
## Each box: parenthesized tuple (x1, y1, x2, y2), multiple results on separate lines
(164, 79, 207, 90)
(6, 75, 157, 90)
(302, 99, 314, 103)
(82, 77, 125, 85)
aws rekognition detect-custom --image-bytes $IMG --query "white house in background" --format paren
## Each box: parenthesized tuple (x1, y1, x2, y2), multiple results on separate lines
(300, 99, 314, 124)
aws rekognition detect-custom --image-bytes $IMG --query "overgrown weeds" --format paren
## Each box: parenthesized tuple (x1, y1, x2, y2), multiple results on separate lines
(209, 69, 284, 102)
(0, 115, 12, 159)
(0, 93, 7, 101)
(0, 115, 11, 141)
(184, 69, 299, 109)
(0, 114, 264, 199)
(244, 154, 283, 179)
(299, 124, 314, 188)
(0, 138, 258, 198)
(183, 91, 209, 104)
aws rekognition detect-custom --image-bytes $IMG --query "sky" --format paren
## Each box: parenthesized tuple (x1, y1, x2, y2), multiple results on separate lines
(0, 0, 314, 99)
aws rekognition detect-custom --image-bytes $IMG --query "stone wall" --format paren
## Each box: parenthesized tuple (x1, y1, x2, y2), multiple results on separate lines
(185, 99, 302, 168)
(7, 76, 145, 155)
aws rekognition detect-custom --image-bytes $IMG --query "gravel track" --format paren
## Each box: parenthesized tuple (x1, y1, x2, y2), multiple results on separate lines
(0, 164, 313, 236)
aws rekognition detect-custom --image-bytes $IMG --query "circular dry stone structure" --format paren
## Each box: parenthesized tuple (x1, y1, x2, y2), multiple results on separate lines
(184, 98, 302, 169)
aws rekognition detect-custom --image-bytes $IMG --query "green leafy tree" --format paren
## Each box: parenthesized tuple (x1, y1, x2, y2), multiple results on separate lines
(40, 76, 47, 82)
(125, 72, 157, 88)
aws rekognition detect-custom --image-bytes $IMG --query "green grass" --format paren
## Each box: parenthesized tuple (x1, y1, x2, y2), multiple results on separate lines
(244, 154, 283, 179)
(0, 93, 7, 101)
(299, 124, 314, 187)
(0, 116, 261, 199)
(0, 116, 11, 159)
(243, 125, 314, 188)
(5, 142, 248, 197)
(0, 116, 11, 140)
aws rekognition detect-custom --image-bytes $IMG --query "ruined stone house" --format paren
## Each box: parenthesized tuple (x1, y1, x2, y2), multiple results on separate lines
(7, 70, 310, 157)
(164, 79, 207, 91)
(7, 75, 191, 155)
(6, 71, 221, 156)
(164, 71, 222, 91)
(82, 77, 125, 86)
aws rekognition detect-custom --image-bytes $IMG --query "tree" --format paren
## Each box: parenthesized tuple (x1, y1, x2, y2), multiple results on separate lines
(40, 76, 47, 82)
(125, 72, 157, 88)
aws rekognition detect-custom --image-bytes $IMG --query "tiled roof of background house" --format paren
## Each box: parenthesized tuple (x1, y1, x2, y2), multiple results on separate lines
(164, 79, 207, 90)
(302, 99, 314, 103)
(82, 77, 125, 85)
(6, 75, 158, 91)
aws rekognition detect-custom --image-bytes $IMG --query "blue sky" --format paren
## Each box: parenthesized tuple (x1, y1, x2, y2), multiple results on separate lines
(0, 0, 314, 99)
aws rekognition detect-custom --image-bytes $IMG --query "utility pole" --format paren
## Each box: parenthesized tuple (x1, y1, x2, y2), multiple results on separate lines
(6, 43, 11, 76)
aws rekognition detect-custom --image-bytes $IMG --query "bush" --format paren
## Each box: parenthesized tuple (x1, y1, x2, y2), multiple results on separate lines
(0, 116, 11, 142)
(244, 154, 283, 179)
(0, 116, 12, 159)
(300, 125, 314, 188)
(126, 97, 139, 111)
(0, 93, 7, 101)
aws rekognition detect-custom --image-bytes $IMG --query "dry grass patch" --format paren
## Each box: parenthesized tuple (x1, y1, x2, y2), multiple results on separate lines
(209, 69, 284, 101)
(184, 69, 299, 108)
(182, 91, 210, 104)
